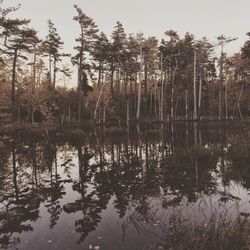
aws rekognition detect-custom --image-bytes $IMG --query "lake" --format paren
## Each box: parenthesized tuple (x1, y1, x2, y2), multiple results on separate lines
(1, 123, 250, 250)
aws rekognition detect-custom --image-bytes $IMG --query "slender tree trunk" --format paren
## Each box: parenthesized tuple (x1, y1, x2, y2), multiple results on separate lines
(136, 43, 142, 120)
(171, 79, 174, 119)
(237, 83, 244, 120)
(103, 106, 106, 125)
(160, 53, 164, 121)
(219, 86, 222, 120)
(185, 89, 188, 120)
(11, 48, 18, 106)
(77, 52, 83, 123)
(225, 81, 228, 120)
(126, 97, 129, 128)
(33, 50, 36, 87)
(158, 86, 161, 119)
(17, 105, 20, 123)
(154, 86, 157, 118)
(198, 75, 202, 119)
(219, 45, 223, 121)
(53, 57, 56, 89)
(124, 76, 128, 97)
(117, 67, 120, 92)
(97, 61, 102, 89)
(175, 96, 178, 118)
(144, 61, 148, 94)
(68, 105, 71, 121)
(98, 106, 101, 124)
(49, 53, 52, 86)
(77, 63, 82, 123)
(12, 148, 19, 201)
(77, 24, 85, 124)
(31, 110, 34, 124)
(150, 85, 153, 117)
(171, 64, 178, 120)
(94, 81, 106, 122)
(193, 49, 197, 121)
(61, 113, 64, 125)
(31, 47, 37, 124)
(110, 64, 114, 98)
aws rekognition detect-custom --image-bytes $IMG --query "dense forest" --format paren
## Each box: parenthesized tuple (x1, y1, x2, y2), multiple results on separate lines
(1, 1, 250, 126)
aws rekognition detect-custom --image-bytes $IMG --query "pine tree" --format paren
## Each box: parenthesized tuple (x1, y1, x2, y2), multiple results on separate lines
(0, 0, 21, 19)
(160, 30, 180, 120)
(0, 18, 38, 116)
(73, 5, 98, 123)
(42, 20, 66, 89)
(92, 32, 109, 89)
(241, 32, 250, 65)
(142, 36, 158, 94)
(109, 21, 126, 96)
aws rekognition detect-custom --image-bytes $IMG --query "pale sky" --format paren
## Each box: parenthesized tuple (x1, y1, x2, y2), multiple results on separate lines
(4, 0, 250, 86)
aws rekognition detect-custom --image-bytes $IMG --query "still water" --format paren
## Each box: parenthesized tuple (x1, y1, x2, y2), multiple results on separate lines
(1, 123, 250, 250)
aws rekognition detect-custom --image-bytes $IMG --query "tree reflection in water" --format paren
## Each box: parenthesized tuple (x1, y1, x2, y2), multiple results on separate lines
(0, 123, 250, 249)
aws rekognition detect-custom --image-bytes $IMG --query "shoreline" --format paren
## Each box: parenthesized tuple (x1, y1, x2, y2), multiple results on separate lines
(0, 118, 249, 138)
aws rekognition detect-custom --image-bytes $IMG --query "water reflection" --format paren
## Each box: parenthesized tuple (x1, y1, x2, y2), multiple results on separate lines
(0, 123, 250, 249)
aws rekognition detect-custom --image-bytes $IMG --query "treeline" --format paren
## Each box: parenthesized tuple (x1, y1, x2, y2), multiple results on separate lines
(0, 2, 250, 125)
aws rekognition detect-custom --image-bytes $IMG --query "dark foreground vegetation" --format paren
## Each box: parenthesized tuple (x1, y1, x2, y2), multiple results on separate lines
(1, 1, 250, 129)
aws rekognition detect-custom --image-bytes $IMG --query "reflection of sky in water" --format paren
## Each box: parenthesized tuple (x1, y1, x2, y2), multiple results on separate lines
(1, 126, 250, 249)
